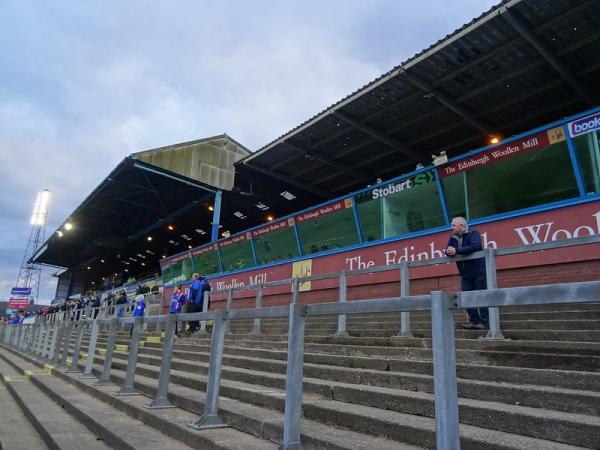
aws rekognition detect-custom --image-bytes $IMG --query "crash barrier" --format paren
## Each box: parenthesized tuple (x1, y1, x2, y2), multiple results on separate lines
(207, 233, 600, 340)
(2, 279, 600, 449)
(35, 234, 600, 339)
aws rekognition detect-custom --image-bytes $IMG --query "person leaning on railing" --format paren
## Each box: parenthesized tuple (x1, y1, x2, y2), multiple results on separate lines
(445, 216, 489, 330)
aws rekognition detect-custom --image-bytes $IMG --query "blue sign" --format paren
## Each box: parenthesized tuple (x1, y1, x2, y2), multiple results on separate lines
(568, 112, 600, 137)
(11, 287, 31, 296)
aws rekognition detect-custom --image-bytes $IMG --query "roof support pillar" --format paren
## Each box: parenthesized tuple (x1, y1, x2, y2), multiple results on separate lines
(211, 190, 223, 242)
(499, 6, 596, 107)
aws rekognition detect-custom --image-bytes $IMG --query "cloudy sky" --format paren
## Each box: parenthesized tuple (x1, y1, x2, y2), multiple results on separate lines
(0, 0, 498, 303)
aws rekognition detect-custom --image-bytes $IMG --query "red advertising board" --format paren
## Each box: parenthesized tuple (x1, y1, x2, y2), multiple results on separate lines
(295, 199, 352, 223)
(439, 126, 565, 178)
(165, 201, 600, 304)
(8, 298, 30, 308)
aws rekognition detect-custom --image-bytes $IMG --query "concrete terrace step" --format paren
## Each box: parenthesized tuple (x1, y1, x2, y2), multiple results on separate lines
(137, 341, 600, 405)
(0, 382, 48, 449)
(0, 355, 110, 450)
(85, 349, 593, 449)
(0, 345, 277, 450)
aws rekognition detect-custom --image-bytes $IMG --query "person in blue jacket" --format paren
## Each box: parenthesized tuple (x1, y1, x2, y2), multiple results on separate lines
(187, 273, 211, 334)
(445, 216, 489, 330)
(169, 284, 186, 336)
(130, 293, 145, 337)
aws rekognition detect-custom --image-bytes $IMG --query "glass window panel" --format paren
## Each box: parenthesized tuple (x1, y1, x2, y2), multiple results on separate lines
(356, 171, 445, 240)
(573, 131, 600, 194)
(161, 265, 173, 285)
(442, 140, 579, 220)
(253, 225, 299, 265)
(191, 249, 221, 276)
(219, 239, 255, 272)
(297, 201, 358, 254)
(170, 256, 193, 284)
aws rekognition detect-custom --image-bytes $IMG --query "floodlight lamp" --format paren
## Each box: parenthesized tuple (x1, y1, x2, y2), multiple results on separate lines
(57, 230, 63, 237)
(147, 236, 153, 241)
(489, 136, 500, 144)
(64, 222, 73, 231)
(30, 189, 51, 225)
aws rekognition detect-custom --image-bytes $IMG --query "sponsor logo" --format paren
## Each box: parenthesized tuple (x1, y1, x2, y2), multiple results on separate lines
(568, 112, 600, 137)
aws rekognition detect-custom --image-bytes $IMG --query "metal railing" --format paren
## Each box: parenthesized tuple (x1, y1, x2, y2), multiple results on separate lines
(208, 234, 600, 340)
(2, 279, 599, 449)
(1, 235, 599, 449)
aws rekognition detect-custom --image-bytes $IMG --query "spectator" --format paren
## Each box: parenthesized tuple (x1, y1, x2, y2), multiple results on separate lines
(115, 290, 128, 318)
(187, 273, 211, 334)
(130, 292, 146, 336)
(169, 284, 186, 337)
(445, 216, 489, 330)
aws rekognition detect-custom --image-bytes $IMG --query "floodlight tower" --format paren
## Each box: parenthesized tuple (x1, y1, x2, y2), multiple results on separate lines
(15, 189, 51, 304)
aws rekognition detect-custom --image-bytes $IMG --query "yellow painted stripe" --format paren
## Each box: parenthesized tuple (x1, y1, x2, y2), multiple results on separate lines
(115, 344, 128, 352)
(24, 370, 46, 380)
(98, 348, 107, 356)
(66, 358, 72, 365)
(43, 364, 54, 375)
(139, 341, 145, 347)
(145, 336, 161, 343)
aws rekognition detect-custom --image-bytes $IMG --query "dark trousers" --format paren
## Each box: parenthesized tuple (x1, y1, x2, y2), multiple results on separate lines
(461, 274, 489, 326)
(187, 302, 199, 332)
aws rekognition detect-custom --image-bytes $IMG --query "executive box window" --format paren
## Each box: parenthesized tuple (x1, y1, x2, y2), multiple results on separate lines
(219, 239, 255, 272)
(170, 257, 193, 283)
(356, 171, 446, 241)
(442, 135, 579, 220)
(296, 204, 359, 255)
(573, 131, 600, 195)
(192, 249, 221, 276)
(161, 265, 173, 286)
(253, 226, 299, 265)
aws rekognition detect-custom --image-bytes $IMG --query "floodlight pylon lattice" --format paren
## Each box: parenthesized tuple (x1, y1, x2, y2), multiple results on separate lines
(14, 189, 50, 305)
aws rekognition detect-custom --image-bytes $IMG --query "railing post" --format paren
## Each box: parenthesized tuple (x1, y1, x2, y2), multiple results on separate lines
(250, 285, 263, 335)
(335, 271, 349, 337)
(95, 318, 119, 385)
(391, 261, 415, 338)
(224, 288, 233, 335)
(291, 277, 299, 304)
(431, 291, 460, 450)
(145, 315, 176, 409)
(59, 321, 74, 368)
(189, 310, 228, 429)
(115, 316, 143, 396)
(67, 320, 86, 373)
(80, 320, 100, 379)
(198, 291, 210, 335)
(50, 322, 65, 364)
(279, 302, 307, 450)
(484, 248, 504, 340)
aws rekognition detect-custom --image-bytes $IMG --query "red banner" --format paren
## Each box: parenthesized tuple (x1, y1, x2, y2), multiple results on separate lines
(439, 127, 565, 178)
(191, 244, 218, 257)
(295, 199, 352, 223)
(218, 232, 251, 248)
(251, 218, 293, 237)
(8, 298, 29, 308)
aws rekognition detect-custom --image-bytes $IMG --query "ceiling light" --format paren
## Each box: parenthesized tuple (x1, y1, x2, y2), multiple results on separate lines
(64, 222, 73, 230)
(208, 205, 214, 212)
(490, 136, 500, 144)
(147, 236, 153, 241)
(266, 215, 275, 221)
(167, 225, 174, 231)
(161, 255, 167, 259)
(57, 230, 63, 237)
(280, 191, 295, 200)
(86, 266, 91, 270)
(100, 259, 105, 263)
(188, 245, 192, 249)
(141, 262, 146, 266)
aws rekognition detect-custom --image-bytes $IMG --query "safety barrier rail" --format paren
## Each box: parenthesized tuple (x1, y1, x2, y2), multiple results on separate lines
(208, 233, 600, 340)
(2, 278, 599, 449)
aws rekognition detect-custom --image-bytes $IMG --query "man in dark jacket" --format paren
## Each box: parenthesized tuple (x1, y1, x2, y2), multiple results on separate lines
(187, 273, 211, 334)
(445, 217, 489, 330)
